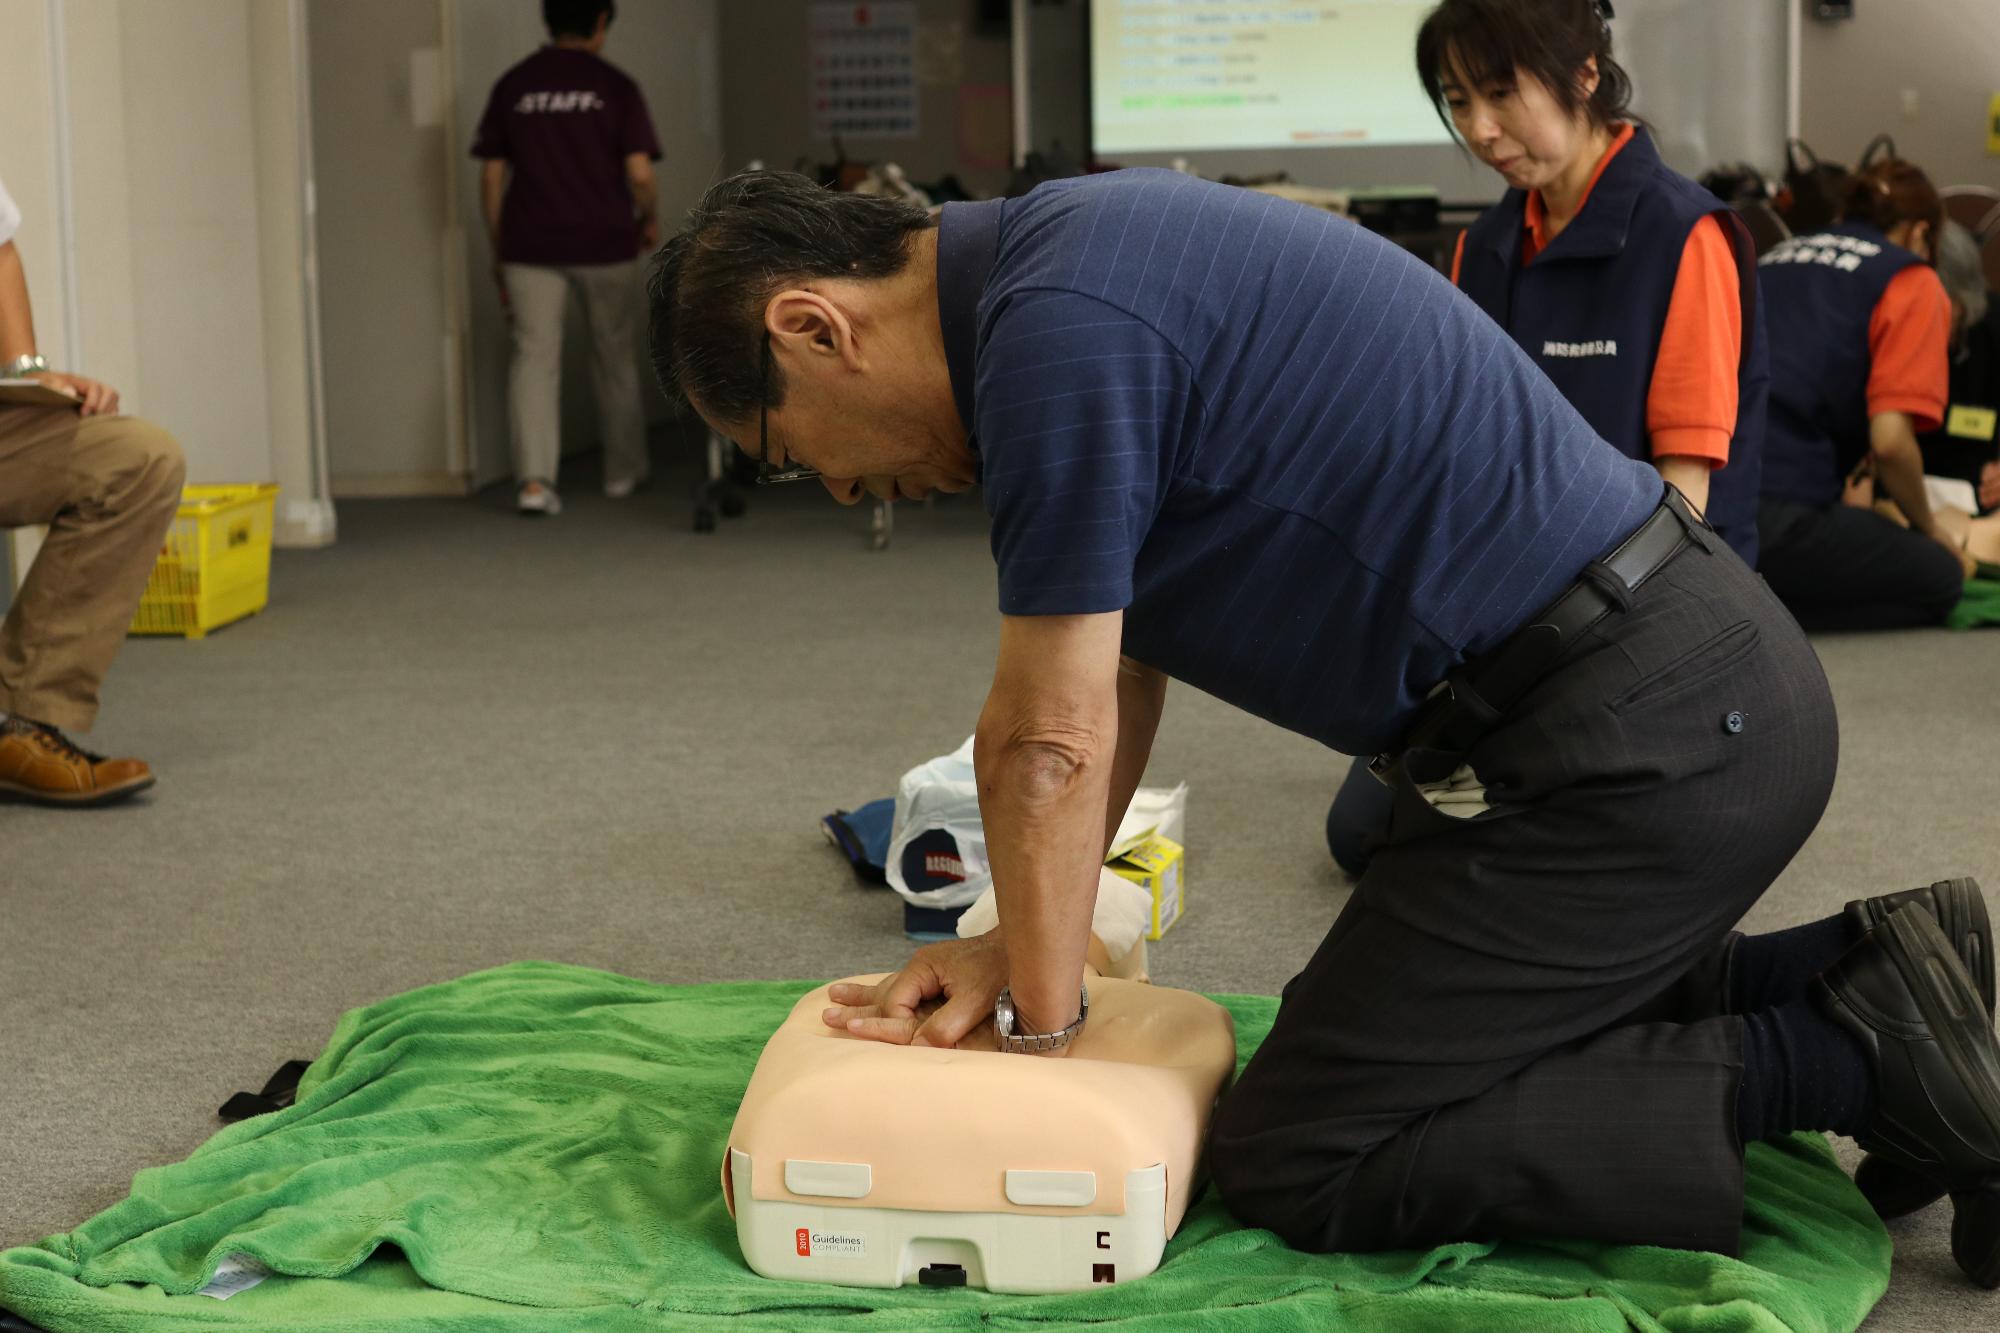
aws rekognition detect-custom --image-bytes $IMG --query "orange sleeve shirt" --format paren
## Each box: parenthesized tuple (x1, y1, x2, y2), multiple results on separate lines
(1866, 264, 1951, 431)
(1644, 215, 1741, 467)
(1451, 122, 1743, 468)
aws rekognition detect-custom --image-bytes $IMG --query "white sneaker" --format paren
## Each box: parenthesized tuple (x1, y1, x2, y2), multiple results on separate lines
(604, 476, 644, 500)
(517, 482, 561, 516)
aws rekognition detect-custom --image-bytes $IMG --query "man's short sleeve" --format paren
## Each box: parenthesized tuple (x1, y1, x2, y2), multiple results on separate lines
(469, 82, 510, 160)
(621, 80, 662, 161)
(977, 291, 1192, 616)
(0, 173, 20, 247)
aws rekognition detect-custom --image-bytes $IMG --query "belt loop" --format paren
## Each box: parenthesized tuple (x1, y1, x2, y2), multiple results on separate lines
(1578, 561, 1634, 613)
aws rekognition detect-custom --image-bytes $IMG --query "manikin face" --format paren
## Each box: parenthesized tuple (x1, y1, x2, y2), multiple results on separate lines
(1438, 54, 1602, 195)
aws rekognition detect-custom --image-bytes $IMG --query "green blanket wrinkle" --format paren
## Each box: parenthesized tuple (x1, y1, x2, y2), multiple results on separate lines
(0, 962, 1890, 1331)
(1947, 577, 2000, 630)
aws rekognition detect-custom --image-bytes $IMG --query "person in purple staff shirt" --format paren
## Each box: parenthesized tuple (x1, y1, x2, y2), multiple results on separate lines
(471, 0, 662, 515)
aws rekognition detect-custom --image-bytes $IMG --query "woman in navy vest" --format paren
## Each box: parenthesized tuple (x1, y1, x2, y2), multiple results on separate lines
(1327, 0, 1768, 877)
(1757, 160, 1974, 631)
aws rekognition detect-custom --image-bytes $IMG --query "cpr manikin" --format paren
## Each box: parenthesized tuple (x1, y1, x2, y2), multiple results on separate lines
(725, 971, 1237, 1293)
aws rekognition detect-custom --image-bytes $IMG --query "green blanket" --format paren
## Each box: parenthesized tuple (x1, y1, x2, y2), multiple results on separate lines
(1947, 577, 2000, 629)
(0, 963, 1889, 1331)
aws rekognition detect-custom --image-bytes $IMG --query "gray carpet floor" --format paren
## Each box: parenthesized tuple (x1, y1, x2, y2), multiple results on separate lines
(2, 438, 1994, 1329)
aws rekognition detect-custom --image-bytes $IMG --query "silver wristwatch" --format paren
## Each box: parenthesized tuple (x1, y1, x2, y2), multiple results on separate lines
(2, 353, 50, 380)
(993, 984, 1089, 1054)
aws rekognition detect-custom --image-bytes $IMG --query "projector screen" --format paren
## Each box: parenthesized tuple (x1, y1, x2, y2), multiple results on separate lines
(1090, 0, 1452, 155)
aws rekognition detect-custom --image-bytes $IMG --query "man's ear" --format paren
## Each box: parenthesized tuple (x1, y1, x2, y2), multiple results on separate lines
(767, 290, 861, 371)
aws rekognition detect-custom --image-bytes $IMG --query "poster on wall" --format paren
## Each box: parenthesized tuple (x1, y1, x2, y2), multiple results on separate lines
(809, 2, 919, 140)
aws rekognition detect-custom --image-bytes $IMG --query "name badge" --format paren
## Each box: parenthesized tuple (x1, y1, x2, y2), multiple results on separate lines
(1946, 404, 1998, 442)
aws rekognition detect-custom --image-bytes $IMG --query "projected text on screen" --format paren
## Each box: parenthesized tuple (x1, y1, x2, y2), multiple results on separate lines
(1091, 0, 1452, 154)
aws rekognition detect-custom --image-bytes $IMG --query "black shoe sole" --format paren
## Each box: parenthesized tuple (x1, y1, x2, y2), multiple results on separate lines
(1854, 878, 1994, 1017)
(1855, 1152, 1946, 1221)
(1876, 905, 2000, 1137)
(1952, 1176, 2000, 1289)
(1839, 904, 2000, 1196)
(1851, 880, 1995, 1221)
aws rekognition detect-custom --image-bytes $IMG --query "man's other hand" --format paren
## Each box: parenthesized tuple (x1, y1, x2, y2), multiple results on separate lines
(1980, 461, 2000, 514)
(29, 370, 117, 416)
(822, 930, 1010, 1049)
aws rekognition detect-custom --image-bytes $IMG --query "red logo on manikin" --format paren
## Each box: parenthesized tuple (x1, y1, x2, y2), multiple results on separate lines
(796, 1228, 811, 1257)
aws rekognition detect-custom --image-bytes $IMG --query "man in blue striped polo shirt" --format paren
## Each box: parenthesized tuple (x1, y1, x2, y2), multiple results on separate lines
(650, 170, 2000, 1280)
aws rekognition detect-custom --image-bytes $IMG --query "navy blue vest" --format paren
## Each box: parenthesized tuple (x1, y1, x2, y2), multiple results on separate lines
(1458, 127, 1767, 565)
(1757, 222, 1924, 508)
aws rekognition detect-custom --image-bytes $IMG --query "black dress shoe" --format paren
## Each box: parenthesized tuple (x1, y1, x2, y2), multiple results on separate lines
(1844, 878, 1993, 1220)
(1846, 878, 1993, 1014)
(1816, 903, 2000, 1286)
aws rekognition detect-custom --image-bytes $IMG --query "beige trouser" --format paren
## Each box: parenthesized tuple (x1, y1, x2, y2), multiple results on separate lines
(0, 405, 184, 731)
(503, 260, 648, 489)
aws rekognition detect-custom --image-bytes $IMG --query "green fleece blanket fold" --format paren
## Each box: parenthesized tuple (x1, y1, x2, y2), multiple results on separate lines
(1948, 577, 2000, 630)
(0, 962, 1889, 1331)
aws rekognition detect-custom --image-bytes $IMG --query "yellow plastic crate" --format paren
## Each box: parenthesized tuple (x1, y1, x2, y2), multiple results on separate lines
(129, 483, 280, 639)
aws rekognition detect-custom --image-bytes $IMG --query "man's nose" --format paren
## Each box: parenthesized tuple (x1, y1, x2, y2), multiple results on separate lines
(820, 475, 864, 506)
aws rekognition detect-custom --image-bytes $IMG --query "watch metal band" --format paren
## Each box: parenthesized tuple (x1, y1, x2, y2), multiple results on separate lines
(2, 353, 50, 380)
(994, 983, 1089, 1054)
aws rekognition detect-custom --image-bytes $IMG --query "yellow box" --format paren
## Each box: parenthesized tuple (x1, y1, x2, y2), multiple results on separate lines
(129, 483, 280, 639)
(1107, 833, 1185, 940)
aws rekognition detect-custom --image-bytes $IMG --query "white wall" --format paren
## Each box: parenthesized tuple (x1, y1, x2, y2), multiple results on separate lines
(309, 0, 461, 496)
(0, 0, 327, 550)
(1615, 0, 1789, 179)
(1799, 1, 2000, 192)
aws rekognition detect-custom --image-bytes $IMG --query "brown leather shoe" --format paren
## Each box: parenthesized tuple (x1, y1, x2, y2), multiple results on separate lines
(0, 719, 155, 807)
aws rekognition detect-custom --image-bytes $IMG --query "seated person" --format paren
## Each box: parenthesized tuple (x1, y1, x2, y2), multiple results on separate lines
(1756, 157, 1974, 631)
(0, 171, 184, 805)
(1918, 220, 2000, 518)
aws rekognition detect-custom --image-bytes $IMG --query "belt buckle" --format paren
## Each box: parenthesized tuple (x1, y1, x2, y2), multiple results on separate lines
(1367, 751, 1400, 788)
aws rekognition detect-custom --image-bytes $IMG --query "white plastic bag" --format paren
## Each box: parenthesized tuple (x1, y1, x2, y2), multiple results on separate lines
(884, 737, 991, 912)
(887, 739, 1187, 947)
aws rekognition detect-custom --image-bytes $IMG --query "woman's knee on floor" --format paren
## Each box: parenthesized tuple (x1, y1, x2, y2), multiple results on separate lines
(1910, 535, 1969, 622)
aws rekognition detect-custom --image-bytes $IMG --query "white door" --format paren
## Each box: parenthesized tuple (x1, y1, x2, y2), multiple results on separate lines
(307, 0, 468, 497)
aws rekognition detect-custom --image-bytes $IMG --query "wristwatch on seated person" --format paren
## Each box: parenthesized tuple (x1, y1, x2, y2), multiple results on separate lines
(2, 353, 51, 380)
(993, 984, 1089, 1054)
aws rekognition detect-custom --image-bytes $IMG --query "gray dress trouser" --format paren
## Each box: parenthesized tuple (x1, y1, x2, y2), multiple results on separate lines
(1210, 517, 1839, 1255)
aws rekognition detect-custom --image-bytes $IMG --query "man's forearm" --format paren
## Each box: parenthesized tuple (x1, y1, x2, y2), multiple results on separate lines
(976, 723, 1115, 1037)
(630, 175, 658, 225)
(1101, 657, 1168, 857)
(0, 241, 39, 365)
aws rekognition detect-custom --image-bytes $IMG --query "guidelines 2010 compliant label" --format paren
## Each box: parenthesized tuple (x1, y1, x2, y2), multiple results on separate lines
(795, 1227, 867, 1258)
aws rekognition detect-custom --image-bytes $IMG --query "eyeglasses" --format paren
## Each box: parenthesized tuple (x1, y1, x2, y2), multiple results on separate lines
(756, 333, 820, 485)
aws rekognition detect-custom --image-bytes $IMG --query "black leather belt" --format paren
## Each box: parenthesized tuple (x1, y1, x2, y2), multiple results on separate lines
(1371, 487, 1704, 787)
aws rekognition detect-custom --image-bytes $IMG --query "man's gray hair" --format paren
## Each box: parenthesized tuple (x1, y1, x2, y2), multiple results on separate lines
(647, 171, 935, 422)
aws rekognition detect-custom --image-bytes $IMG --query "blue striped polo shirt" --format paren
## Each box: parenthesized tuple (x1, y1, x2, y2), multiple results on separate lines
(939, 169, 1662, 757)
